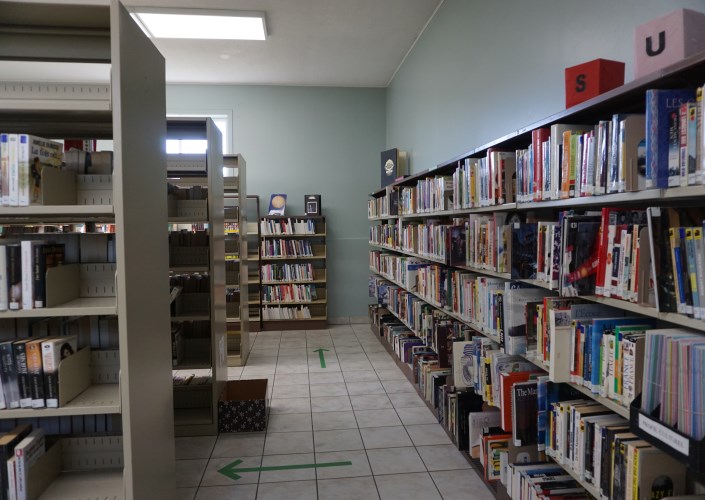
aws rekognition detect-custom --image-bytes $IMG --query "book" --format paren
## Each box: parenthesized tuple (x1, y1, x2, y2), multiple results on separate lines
(452, 340, 474, 389)
(499, 370, 537, 432)
(20, 241, 39, 311)
(26, 339, 46, 409)
(619, 114, 647, 192)
(511, 222, 538, 279)
(0, 341, 20, 409)
(14, 428, 44, 500)
(645, 89, 696, 188)
(469, 410, 501, 459)
(5, 244, 21, 311)
(12, 340, 32, 409)
(381, 148, 408, 188)
(33, 243, 65, 309)
(0, 424, 32, 500)
(42, 336, 77, 408)
(267, 194, 287, 216)
(511, 380, 538, 447)
(22, 135, 62, 205)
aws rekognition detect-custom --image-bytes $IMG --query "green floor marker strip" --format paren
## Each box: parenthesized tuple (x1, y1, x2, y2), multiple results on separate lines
(312, 348, 329, 368)
(219, 459, 352, 480)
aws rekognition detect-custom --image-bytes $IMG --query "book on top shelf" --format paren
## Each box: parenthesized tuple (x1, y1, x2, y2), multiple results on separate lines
(268, 194, 287, 216)
(381, 148, 408, 188)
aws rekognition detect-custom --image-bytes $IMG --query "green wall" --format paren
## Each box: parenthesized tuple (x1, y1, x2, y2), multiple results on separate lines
(166, 85, 386, 321)
(386, 0, 705, 173)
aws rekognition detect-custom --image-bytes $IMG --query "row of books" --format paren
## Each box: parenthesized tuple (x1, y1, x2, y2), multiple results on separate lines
(641, 328, 705, 440)
(368, 223, 398, 248)
(260, 239, 314, 258)
(0, 336, 77, 411)
(261, 304, 312, 320)
(168, 229, 209, 247)
(399, 221, 448, 260)
(451, 150, 516, 209)
(0, 242, 64, 312)
(367, 189, 397, 218)
(169, 272, 210, 293)
(0, 424, 47, 500)
(0, 134, 62, 207)
(398, 175, 454, 214)
(260, 218, 318, 235)
(261, 284, 318, 303)
(261, 263, 316, 282)
(546, 398, 685, 500)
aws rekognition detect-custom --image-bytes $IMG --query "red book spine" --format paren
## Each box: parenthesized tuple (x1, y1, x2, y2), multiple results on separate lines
(532, 128, 550, 201)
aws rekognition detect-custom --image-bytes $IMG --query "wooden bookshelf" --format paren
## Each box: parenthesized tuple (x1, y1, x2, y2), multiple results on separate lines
(260, 215, 327, 330)
(0, 1, 175, 497)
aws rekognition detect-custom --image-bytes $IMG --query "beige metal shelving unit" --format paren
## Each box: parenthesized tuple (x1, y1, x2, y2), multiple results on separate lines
(167, 118, 227, 436)
(0, 1, 175, 498)
(223, 154, 252, 366)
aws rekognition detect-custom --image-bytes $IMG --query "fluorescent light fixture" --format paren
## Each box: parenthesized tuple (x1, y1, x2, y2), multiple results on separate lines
(130, 8, 267, 40)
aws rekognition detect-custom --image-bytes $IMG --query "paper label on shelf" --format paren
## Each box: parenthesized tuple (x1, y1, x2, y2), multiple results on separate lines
(638, 413, 689, 456)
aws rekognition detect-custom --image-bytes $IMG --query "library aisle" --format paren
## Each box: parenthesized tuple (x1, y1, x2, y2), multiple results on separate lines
(174, 324, 492, 500)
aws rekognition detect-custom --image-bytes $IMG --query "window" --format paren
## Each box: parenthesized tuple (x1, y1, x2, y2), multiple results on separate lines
(166, 112, 231, 154)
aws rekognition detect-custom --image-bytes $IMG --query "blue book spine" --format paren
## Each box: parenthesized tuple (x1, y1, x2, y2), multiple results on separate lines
(583, 324, 592, 388)
(673, 230, 687, 313)
(590, 327, 605, 393)
(686, 228, 700, 319)
(645, 89, 696, 188)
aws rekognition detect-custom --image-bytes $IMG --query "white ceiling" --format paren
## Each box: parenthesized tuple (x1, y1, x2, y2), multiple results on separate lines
(1, 0, 442, 87)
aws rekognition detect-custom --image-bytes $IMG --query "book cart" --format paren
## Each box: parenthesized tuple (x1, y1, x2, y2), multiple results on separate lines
(0, 1, 175, 497)
(369, 51, 705, 498)
(260, 215, 327, 330)
(166, 118, 227, 436)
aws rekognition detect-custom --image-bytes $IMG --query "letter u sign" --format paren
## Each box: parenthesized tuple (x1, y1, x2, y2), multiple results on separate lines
(645, 31, 666, 57)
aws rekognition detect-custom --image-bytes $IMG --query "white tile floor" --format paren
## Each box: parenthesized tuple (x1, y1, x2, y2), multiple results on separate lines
(175, 324, 496, 500)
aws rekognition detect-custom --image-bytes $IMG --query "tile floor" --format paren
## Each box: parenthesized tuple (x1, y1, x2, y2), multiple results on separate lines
(175, 324, 495, 500)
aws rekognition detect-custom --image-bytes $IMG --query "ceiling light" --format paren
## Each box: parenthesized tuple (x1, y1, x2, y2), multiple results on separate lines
(130, 8, 267, 40)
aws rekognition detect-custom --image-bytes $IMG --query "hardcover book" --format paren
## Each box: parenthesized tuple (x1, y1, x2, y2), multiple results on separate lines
(41, 336, 77, 408)
(380, 148, 408, 188)
(645, 89, 696, 188)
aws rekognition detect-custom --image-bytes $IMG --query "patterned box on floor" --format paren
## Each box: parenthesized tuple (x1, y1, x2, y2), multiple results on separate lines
(218, 379, 268, 433)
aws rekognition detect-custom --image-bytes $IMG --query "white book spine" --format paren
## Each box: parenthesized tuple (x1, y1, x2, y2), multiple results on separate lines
(15, 429, 45, 500)
(7, 455, 16, 500)
(20, 241, 34, 311)
(8, 134, 18, 207)
(17, 135, 29, 207)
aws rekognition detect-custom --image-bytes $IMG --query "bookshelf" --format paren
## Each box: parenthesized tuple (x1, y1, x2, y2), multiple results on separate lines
(368, 51, 705, 495)
(167, 118, 226, 436)
(0, 1, 174, 498)
(260, 215, 327, 330)
(223, 155, 253, 366)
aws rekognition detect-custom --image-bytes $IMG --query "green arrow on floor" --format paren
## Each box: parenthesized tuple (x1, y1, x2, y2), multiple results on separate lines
(218, 458, 352, 480)
(312, 348, 329, 368)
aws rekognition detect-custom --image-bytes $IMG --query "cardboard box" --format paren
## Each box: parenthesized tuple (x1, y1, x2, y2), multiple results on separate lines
(634, 8, 705, 79)
(564, 58, 625, 108)
(218, 379, 268, 433)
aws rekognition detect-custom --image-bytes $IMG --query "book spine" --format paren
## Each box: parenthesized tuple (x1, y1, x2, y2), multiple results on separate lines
(680, 103, 689, 187)
(0, 134, 6, 208)
(687, 102, 698, 185)
(7, 134, 17, 207)
(6, 245, 21, 311)
(0, 343, 19, 409)
(12, 343, 30, 409)
(17, 135, 29, 207)
(41, 342, 60, 408)
(6, 456, 16, 500)
(668, 110, 681, 187)
(26, 342, 44, 408)
(698, 86, 705, 185)
(646, 91, 657, 188)
(686, 228, 700, 319)
(32, 244, 45, 309)
(0, 246, 7, 312)
(20, 241, 33, 311)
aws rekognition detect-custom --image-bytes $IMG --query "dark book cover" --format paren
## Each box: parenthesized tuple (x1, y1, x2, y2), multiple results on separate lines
(512, 380, 538, 446)
(12, 340, 31, 408)
(561, 219, 600, 296)
(381, 148, 407, 188)
(33, 243, 65, 308)
(456, 390, 485, 452)
(0, 341, 19, 409)
(6, 244, 21, 310)
(448, 225, 466, 268)
(598, 426, 630, 497)
(511, 222, 538, 279)
(525, 301, 542, 353)
(0, 424, 32, 500)
(435, 324, 451, 369)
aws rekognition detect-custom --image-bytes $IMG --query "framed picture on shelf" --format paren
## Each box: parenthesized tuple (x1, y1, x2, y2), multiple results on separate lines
(268, 194, 287, 215)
